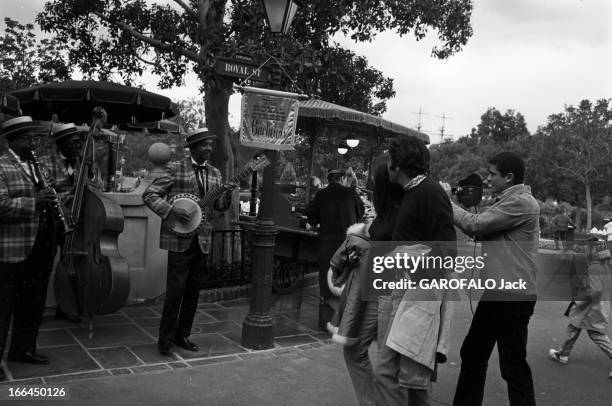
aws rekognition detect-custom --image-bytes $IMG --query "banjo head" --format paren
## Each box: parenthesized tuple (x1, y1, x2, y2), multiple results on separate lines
(167, 193, 204, 237)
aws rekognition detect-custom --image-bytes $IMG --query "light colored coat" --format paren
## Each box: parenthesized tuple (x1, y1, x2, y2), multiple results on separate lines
(452, 184, 540, 296)
(386, 286, 453, 373)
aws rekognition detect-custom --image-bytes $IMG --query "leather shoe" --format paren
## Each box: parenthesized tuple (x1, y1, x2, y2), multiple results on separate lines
(55, 308, 81, 323)
(8, 351, 50, 365)
(173, 336, 199, 351)
(158, 343, 174, 356)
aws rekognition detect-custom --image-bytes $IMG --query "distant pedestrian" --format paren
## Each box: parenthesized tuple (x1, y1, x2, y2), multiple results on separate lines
(549, 236, 612, 379)
(552, 210, 575, 251)
(306, 169, 364, 330)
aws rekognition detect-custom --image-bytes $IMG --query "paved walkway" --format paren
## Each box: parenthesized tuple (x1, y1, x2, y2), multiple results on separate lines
(0, 290, 325, 384)
(1, 289, 610, 405)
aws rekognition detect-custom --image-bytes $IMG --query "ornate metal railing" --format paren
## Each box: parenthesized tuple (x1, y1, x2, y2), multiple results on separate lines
(202, 228, 251, 289)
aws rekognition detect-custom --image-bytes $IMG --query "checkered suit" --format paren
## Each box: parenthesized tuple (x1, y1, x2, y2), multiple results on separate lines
(142, 159, 224, 254)
(39, 153, 77, 206)
(0, 152, 41, 263)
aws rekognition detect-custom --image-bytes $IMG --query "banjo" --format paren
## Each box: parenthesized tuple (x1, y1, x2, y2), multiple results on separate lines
(167, 155, 270, 237)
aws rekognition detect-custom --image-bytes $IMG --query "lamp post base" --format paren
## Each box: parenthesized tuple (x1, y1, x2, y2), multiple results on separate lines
(241, 313, 274, 350)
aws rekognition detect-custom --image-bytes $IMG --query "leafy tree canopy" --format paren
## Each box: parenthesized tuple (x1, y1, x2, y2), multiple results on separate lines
(36, 0, 473, 110)
(0, 17, 71, 91)
(471, 107, 530, 143)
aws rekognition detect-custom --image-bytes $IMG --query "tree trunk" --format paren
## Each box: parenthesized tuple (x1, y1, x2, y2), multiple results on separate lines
(585, 181, 592, 230)
(205, 78, 237, 265)
(205, 79, 234, 179)
(574, 209, 581, 232)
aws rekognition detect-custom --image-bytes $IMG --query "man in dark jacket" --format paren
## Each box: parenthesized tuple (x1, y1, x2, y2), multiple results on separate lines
(306, 169, 364, 330)
(374, 136, 457, 406)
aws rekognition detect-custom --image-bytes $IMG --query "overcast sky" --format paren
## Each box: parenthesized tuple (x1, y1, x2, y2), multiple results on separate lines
(2, 0, 611, 143)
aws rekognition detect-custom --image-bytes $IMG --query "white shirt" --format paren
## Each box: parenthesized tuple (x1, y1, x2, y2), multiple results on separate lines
(8, 148, 39, 183)
(604, 221, 612, 241)
(191, 158, 209, 192)
(60, 152, 75, 175)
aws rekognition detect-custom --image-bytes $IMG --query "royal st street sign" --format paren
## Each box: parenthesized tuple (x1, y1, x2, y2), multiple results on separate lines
(215, 55, 270, 83)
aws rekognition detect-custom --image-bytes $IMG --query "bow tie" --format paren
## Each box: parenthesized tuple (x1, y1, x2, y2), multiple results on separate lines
(193, 164, 208, 171)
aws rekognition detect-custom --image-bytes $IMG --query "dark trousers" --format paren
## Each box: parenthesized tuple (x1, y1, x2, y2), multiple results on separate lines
(0, 225, 56, 358)
(159, 237, 207, 346)
(453, 294, 536, 406)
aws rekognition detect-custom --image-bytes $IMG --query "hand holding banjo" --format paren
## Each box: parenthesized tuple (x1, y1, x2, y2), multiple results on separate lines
(167, 155, 270, 237)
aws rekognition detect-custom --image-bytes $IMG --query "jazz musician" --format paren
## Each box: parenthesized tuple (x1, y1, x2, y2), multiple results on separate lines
(142, 128, 232, 356)
(40, 123, 85, 323)
(0, 116, 59, 380)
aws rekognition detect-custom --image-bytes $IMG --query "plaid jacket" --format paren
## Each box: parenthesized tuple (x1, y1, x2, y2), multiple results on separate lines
(39, 153, 78, 206)
(142, 159, 225, 254)
(0, 151, 44, 263)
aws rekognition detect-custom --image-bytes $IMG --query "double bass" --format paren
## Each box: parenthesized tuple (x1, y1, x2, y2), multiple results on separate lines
(54, 107, 130, 318)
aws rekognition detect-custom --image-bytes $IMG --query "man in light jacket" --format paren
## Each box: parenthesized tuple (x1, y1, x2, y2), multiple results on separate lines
(443, 152, 540, 406)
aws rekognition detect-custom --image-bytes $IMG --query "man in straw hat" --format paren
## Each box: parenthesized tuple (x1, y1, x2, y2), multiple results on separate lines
(40, 123, 87, 324)
(143, 128, 232, 356)
(40, 123, 86, 202)
(0, 116, 59, 380)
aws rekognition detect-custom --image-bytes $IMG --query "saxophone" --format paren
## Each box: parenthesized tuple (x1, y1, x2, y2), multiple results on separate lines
(28, 150, 75, 235)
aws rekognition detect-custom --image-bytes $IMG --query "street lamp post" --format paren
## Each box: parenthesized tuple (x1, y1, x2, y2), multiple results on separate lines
(241, 0, 300, 350)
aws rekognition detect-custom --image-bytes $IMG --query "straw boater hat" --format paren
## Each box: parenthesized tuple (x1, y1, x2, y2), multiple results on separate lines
(185, 128, 216, 147)
(1, 116, 40, 139)
(52, 123, 87, 141)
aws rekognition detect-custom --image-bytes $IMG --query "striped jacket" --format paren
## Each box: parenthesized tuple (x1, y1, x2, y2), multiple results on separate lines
(0, 151, 45, 263)
(142, 159, 226, 254)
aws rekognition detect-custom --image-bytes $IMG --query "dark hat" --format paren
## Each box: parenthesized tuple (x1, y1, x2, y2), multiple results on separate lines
(52, 123, 86, 141)
(1, 116, 40, 138)
(327, 169, 346, 183)
(185, 128, 216, 147)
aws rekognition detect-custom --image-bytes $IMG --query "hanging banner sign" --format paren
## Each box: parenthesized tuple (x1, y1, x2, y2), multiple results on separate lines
(239, 87, 300, 151)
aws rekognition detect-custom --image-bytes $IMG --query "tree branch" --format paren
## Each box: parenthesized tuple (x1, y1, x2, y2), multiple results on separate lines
(92, 11, 201, 63)
(133, 52, 157, 66)
(173, 0, 198, 19)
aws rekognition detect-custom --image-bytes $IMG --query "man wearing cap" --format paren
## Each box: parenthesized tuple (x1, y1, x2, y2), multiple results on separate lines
(306, 169, 365, 330)
(0, 116, 59, 380)
(39, 123, 85, 323)
(143, 128, 232, 356)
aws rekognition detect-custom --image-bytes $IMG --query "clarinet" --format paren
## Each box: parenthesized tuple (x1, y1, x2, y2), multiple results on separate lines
(28, 151, 75, 235)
